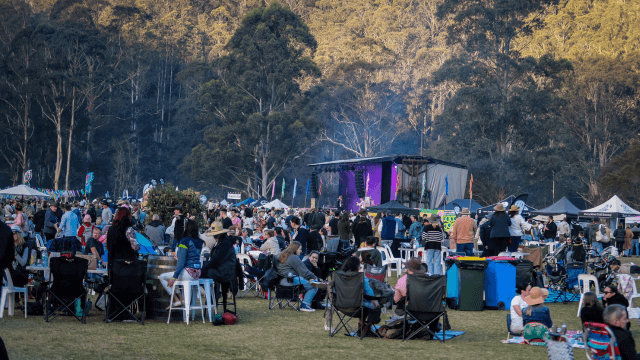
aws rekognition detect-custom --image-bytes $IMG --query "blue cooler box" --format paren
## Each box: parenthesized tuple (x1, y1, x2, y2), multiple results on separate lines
(484, 260, 516, 310)
(447, 262, 459, 304)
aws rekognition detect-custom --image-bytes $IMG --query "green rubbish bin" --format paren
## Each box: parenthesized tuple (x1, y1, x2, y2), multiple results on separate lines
(456, 259, 488, 311)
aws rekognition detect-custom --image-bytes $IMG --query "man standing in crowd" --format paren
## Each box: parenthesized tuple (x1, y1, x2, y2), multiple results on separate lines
(631, 223, 640, 257)
(145, 214, 166, 247)
(558, 217, 571, 238)
(408, 215, 422, 245)
(285, 209, 295, 228)
(450, 207, 478, 256)
(291, 217, 308, 255)
(311, 209, 325, 232)
(329, 211, 340, 236)
(0, 218, 15, 296)
(43, 201, 59, 241)
(543, 216, 557, 243)
(336, 195, 344, 213)
(171, 204, 186, 250)
(266, 210, 276, 229)
(220, 208, 232, 229)
(59, 203, 80, 237)
(101, 200, 113, 225)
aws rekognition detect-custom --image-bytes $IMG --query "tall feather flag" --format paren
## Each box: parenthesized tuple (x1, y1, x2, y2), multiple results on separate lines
(271, 180, 275, 199)
(319, 178, 323, 196)
(469, 174, 473, 199)
(24, 170, 32, 185)
(445, 175, 449, 196)
(421, 172, 426, 198)
(293, 179, 297, 200)
(306, 179, 310, 196)
(281, 178, 285, 198)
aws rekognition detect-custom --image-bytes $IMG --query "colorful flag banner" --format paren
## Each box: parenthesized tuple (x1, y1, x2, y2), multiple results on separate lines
(24, 170, 32, 185)
(281, 178, 285, 198)
(293, 179, 297, 200)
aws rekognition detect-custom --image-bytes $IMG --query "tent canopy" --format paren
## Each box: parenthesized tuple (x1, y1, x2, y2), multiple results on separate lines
(260, 199, 289, 209)
(476, 195, 535, 217)
(436, 199, 483, 213)
(578, 195, 640, 219)
(530, 196, 581, 218)
(0, 185, 50, 198)
(233, 197, 255, 207)
(251, 197, 270, 207)
(366, 200, 420, 216)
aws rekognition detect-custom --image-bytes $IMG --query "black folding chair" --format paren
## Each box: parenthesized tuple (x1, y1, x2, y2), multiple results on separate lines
(105, 259, 147, 324)
(329, 271, 365, 340)
(402, 274, 448, 342)
(269, 276, 304, 311)
(45, 256, 89, 324)
(238, 254, 264, 298)
(364, 264, 388, 283)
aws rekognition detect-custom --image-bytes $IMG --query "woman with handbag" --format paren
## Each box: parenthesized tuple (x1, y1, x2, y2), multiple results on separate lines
(202, 222, 237, 313)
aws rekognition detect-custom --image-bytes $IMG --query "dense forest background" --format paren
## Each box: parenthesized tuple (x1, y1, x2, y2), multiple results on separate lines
(0, 0, 638, 209)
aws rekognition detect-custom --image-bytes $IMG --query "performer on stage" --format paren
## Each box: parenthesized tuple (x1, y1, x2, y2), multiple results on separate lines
(336, 195, 344, 213)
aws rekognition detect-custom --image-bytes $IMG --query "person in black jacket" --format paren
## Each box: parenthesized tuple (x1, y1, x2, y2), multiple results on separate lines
(303, 251, 322, 279)
(604, 304, 639, 360)
(0, 219, 15, 296)
(329, 211, 340, 236)
(33, 201, 47, 234)
(307, 228, 323, 253)
(353, 216, 373, 248)
(603, 285, 630, 308)
(274, 227, 288, 250)
(488, 204, 512, 256)
(543, 216, 558, 242)
(202, 222, 237, 313)
(479, 218, 492, 257)
(580, 292, 604, 324)
(290, 217, 309, 255)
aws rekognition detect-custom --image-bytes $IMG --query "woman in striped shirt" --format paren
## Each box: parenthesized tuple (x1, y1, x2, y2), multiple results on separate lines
(421, 214, 445, 275)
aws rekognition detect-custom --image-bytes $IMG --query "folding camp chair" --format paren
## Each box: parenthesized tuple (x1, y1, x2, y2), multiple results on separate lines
(329, 271, 366, 340)
(105, 259, 147, 324)
(238, 254, 263, 298)
(402, 274, 448, 342)
(583, 322, 622, 360)
(269, 276, 304, 311)
(506, 314, 521, 340)
(44, 256, 89, 324)
(364, 264, 388, 283)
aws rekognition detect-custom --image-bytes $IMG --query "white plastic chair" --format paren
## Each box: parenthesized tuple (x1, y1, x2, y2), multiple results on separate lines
(198, 278, 217, 323)
(577, 274, 601, 317)
(167, 280, 204, 325)
(625, 276, 640, 308)
(1, 269, 27, 319)
(376, 246, 401, 278)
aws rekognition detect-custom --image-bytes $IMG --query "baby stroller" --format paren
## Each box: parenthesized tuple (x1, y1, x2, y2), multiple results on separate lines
(588, 249, 619, 292)
(544, 244, 582, 303)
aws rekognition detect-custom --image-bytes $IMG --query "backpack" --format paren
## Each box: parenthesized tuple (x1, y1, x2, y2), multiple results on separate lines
(595, 225, 609, 243)
(260, 262, 279, 290)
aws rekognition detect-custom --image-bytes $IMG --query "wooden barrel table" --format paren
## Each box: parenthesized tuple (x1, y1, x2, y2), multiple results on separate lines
(146, 255, 177, 319)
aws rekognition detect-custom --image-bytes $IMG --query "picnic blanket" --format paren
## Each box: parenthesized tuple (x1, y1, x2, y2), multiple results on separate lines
(348, 326, 465, 340)
(502, 331, 584, 348)
(545, 289, 580, 303)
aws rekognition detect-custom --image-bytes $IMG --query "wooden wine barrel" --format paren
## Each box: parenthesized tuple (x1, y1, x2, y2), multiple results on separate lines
(146, 255, 177, 319)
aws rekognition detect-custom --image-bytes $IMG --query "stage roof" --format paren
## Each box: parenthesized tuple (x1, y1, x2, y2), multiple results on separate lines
(308, 155, 468, 169)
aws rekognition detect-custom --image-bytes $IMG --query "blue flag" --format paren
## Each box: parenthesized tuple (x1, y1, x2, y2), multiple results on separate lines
(293, 178, 297, 199)
(306, 179, 310, 196)
(445, 175, 449, 196)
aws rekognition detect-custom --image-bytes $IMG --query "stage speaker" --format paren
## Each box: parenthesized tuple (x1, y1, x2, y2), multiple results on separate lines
(310, 172, 319, 198)
(355, 169, 365, 198)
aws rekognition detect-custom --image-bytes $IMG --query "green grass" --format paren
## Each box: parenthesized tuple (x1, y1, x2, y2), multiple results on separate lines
(3, 258, 640, 359)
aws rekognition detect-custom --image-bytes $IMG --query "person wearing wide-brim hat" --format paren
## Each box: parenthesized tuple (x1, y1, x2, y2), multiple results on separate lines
(450, 207, 478, 256)
(201, 221, 238, 313)
(522, 287, 552, 329)
(508, 204, 531, 253)
(487, 203, 512, 256)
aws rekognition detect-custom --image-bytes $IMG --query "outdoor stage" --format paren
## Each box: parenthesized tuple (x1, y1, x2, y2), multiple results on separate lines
(308, 155, 468, 213)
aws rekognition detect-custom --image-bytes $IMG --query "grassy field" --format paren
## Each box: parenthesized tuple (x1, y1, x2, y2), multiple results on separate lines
(3, 259, 640, 359)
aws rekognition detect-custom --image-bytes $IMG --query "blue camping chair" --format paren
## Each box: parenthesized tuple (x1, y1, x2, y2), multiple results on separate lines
(135, 233, 158, 255)
(506, 314, 521, 340)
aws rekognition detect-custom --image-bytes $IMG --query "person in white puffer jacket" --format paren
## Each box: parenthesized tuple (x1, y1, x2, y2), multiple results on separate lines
(508, 204, 531, 253)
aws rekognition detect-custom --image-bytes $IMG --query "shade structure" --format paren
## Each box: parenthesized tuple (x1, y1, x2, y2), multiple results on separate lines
(530, 196, 581, 219)
(0, 184, 51, 198)
(233, 197, 255, 207)
(436, 199, 483, 213)
(366, 200, 420, 216)
(251, 197, 270, 207)
(260, 199, 289, 209)
(578, 195, 640, 219)
(476, 194, 535, 217)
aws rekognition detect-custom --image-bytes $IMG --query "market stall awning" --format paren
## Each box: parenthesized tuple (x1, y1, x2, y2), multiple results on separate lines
(436, 199, 483, 213)
(366, 200, 420, 216)
(260, 199, 289, 209)
(530, 196, 581, 218)
(0, 185, 51, 198)
(476, 194, 535, 217)
(233, 197, 255, 207)
(578, 195, 640, 219)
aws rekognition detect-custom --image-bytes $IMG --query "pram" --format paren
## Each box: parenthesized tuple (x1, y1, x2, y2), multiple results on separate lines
(544, 243, 583, 303)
